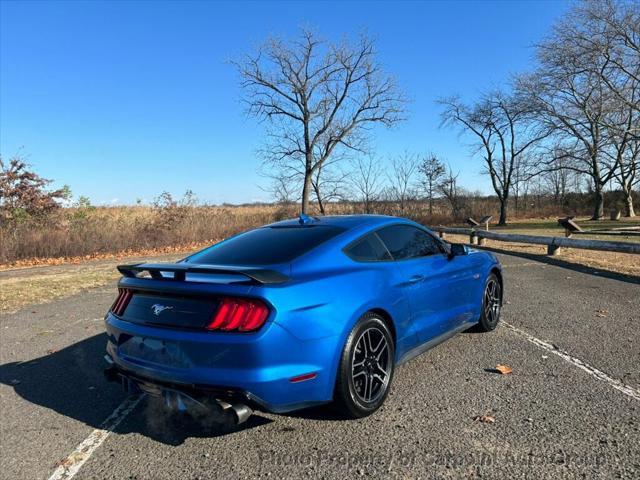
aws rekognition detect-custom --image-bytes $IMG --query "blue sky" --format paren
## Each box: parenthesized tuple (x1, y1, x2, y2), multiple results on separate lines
(0, 0, 569, 205)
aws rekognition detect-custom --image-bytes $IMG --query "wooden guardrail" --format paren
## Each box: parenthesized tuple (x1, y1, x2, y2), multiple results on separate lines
(431, 226, 640, 256)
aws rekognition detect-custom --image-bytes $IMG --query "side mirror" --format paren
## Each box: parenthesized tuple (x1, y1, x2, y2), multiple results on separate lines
(448, 243, 468, 259)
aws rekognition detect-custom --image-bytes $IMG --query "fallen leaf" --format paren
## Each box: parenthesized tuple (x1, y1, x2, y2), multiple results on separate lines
(495, 364, 513, 375)
(46, 348, 57, 354)
(595, 309, 608, 318)
(473, 415, 495, 424)
(54, 458, 73, 469)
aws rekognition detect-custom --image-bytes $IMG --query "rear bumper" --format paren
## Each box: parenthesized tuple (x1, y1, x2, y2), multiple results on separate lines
(104, 313, 339, 413)
(103, 357, 264, 409)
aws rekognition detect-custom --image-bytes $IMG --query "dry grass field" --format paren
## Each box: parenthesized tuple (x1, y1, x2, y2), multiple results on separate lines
(2, 204, 639, 271)
(0, 201, 460, 266)
(0, 204, 288, 266)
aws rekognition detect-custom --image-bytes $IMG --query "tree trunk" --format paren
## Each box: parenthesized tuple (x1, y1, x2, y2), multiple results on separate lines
(498, 201, 508, 226)
(624, 189, 636, 217)
(498, 195, 508, 226)
(591, 184, 605, 220)
(312, 181, 325, 215)
(301, 173, 312, 214)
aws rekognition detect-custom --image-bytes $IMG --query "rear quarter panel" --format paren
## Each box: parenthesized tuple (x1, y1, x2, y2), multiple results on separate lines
(256, 260, 416, 380)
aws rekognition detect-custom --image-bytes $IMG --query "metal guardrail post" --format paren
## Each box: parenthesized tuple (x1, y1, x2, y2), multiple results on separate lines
(547, 244, 560, 256)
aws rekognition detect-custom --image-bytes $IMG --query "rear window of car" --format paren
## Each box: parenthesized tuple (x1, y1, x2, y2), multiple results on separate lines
(345, 234, 392, 262)
(185, 225, 346, 265)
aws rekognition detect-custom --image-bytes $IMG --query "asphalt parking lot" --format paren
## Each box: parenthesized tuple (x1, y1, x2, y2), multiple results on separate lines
(1, 251, 639, 479)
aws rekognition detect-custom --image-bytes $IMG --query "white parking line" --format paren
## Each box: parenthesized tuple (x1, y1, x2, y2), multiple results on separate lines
(503, 321, 640, 401)
(47, 395, 143, 480)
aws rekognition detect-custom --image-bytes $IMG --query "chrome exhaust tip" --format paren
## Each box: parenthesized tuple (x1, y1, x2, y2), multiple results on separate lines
(229, 403, 253, 424)
(216, 401, 253, 424)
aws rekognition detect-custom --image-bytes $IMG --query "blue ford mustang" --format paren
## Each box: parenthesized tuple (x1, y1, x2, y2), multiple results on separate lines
(104, 215, 503, 422)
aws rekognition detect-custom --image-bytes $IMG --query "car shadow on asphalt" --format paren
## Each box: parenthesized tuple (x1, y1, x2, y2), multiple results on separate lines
(0, 333, 272, 446)
(281, 405, 349, 421)
(481, 245, 640, 285)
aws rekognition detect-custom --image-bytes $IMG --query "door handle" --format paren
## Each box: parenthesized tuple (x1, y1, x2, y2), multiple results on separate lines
(407, 274, 425, 284)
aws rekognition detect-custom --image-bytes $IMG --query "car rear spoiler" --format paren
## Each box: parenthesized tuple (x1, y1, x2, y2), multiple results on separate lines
(116, 263, 289, 285)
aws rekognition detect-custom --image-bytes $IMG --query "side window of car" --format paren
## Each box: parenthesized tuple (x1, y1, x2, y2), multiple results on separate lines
(376, 225, 443, 260)
(345, 234, 392, 262)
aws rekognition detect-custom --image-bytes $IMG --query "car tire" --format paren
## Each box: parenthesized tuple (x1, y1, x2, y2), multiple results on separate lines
(477, 272, 502, 332)
(333, 312, 395, 418)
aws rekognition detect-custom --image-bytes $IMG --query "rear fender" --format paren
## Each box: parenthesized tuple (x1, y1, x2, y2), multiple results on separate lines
(262, 268, 412, 379)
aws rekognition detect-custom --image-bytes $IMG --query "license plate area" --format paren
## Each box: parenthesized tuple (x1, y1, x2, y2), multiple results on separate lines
(118, 336, 192, 368)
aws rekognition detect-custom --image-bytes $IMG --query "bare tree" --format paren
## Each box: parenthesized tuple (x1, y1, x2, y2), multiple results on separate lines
(572, 0, 640, 217)
(438, 163, 465, 218)
(542, 156, 573, 206)
(518, 0, 640, 220)
(613, 138, 639, 216)
(262, 169, 300, 205)
(235, 29, 406, 214)
(439, 91, 548, 225)
(311, 162, 347, 214)
(349, 155, 385, 214)
(603, 90, 639, 216)
(418, 153, 445, 216)
(577, 0, 640, 118)
(512, 151, 535, 214)
(387, 152, 419, 215)
(519, 30, 613, 218)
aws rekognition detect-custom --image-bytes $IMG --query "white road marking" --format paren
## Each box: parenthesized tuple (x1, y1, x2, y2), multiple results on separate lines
(47, 395, 143, 480)
(503, 321, 640, 401)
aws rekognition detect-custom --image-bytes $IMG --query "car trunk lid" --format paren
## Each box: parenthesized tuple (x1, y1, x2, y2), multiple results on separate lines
(111, 262, 288, 330)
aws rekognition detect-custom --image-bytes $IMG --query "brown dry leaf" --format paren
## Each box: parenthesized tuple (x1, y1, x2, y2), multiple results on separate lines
(495, 364, 513, 375)
(595, 309, 608, 318)
(54, 458, 73, 469)
(473, 415, 496, 424)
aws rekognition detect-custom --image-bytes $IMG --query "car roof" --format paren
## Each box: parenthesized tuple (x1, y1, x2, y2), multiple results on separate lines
(266, 214, 407, 230)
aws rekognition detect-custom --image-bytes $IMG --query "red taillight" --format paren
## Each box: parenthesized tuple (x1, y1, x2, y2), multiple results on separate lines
(207, 297, 269, 332)
(110, 288, 132, 316)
